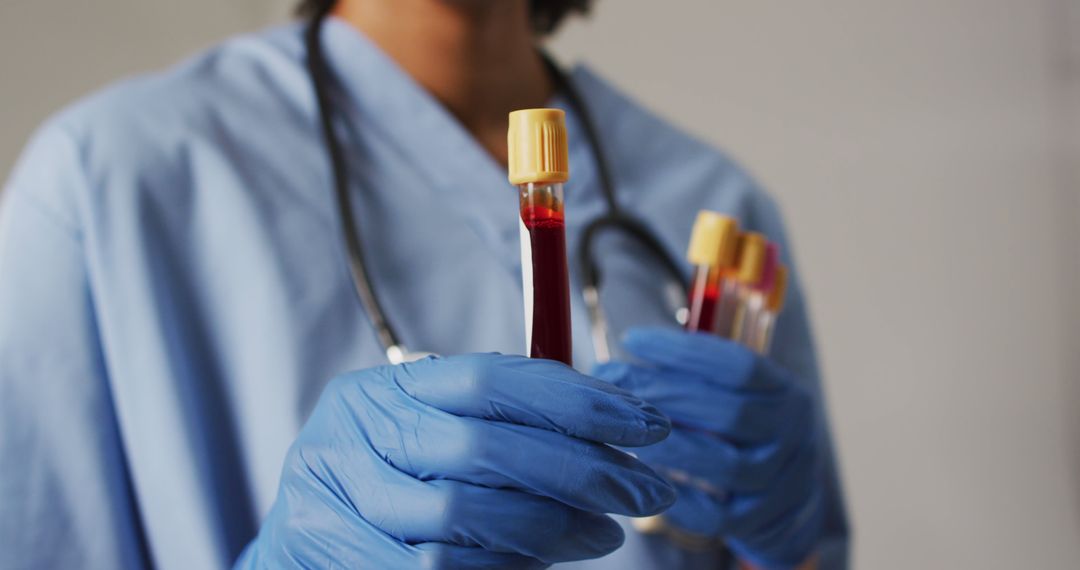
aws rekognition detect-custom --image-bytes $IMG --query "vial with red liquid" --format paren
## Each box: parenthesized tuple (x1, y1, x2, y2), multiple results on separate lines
(735, 242, 780, 351)
(721, 232, 767, 340)
(508, 109, 573, 366)
(684, 211, 739, 333)
(747, 264, 788, 354)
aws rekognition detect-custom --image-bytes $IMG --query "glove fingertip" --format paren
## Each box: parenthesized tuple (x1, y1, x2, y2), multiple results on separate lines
(649, 476, 679, 516)
(643, 412, 673, 443)
(590, 362, 632, 382)
(578, 513, 626, 558)
(622, 326, 681, 348)
(622, 327, 719, 362)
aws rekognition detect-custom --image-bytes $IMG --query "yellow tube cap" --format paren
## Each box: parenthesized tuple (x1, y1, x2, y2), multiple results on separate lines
(508, 109, 569, 185)
(767, 265, 789, 312)
(686, 211, 739, 267)
(734, 232, 767, 284)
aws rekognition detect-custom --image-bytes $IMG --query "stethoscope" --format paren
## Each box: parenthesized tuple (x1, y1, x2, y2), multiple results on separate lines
(304, 7, 687, 365)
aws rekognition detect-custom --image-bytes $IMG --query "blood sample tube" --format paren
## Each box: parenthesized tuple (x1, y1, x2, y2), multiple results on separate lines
(508, 109, 572, 366)
(685, 211, 738, 333)
(715, 232, 766, 339)
(737, 243, 779, 352)
(752, 264, 789, 354)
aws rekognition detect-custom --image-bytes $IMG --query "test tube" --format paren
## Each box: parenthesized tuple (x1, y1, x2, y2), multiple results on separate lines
(737, 242, 779, 351)
(684, 211, 739, 333)
(715, 232, 766, 339)
(508, 109, 573, 366)
(751, 264, 788, 354)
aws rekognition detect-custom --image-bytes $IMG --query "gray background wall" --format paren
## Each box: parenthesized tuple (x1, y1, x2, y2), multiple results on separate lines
(2, 1, 1077, 567)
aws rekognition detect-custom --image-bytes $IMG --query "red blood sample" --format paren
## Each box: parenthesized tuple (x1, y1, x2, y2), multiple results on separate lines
(686, 268, 720, 333)
(521, 204, 573, 366)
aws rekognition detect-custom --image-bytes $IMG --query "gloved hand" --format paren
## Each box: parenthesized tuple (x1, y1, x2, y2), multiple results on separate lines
(594, 327, 823, 569)
(236, 353, 676, 569)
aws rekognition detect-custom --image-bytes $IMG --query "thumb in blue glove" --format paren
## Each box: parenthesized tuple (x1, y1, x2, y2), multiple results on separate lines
(594, 327, 824, 569)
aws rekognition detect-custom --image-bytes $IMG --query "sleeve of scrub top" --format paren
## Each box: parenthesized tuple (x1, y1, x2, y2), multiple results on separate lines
(0, 123, 148, 569)
(743, 190, 850, 569)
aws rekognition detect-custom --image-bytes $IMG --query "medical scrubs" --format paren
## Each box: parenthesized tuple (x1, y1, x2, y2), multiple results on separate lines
(0, 20, 848, 569)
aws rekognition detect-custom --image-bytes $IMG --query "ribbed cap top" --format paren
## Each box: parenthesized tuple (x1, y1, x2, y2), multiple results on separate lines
(686, 211, 739, 267)
(508, 109, 569, 185)
(733, 232, 767, 284)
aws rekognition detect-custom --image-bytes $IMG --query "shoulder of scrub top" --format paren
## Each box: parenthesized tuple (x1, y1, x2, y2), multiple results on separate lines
(3, 23, 314, 228)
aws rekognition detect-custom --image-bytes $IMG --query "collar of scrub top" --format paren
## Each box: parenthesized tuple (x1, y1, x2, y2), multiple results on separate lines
(307, 13, 687, 364)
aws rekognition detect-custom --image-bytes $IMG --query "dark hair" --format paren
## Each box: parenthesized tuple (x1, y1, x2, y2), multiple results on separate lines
(295, 0, 592, 35)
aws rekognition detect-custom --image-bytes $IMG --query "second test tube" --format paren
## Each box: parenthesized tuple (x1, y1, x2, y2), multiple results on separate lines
(685, 211, 738, 333)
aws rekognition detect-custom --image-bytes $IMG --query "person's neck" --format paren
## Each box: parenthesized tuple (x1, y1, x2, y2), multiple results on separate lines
(333, 0, 553, 164)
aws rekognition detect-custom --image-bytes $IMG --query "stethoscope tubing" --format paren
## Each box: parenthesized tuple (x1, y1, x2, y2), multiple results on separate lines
(304, 8, 686, 364)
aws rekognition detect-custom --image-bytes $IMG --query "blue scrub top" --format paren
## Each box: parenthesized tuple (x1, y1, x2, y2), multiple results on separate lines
(0, 19, 848, 570)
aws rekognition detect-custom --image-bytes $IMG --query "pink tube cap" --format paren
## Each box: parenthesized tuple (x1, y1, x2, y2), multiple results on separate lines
(755, 243, 780, 291)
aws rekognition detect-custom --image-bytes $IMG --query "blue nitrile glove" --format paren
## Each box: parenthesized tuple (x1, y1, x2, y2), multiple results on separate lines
(235, 353, 676, 569)
(594, 328, 823, 569)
